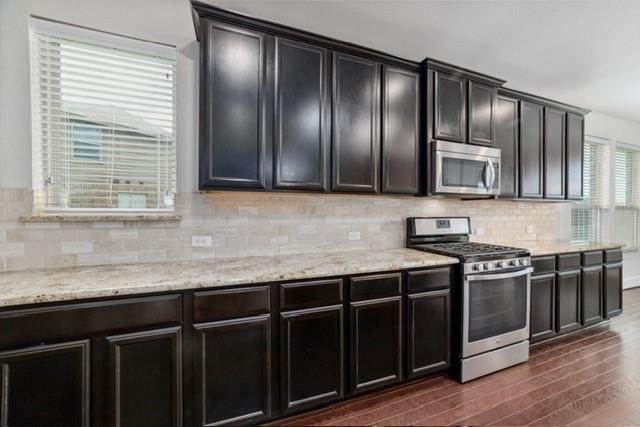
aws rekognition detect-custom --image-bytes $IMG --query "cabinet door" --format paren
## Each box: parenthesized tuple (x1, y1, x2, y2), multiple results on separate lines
(281, 305, 343, 413)
(194, 315, 271, 426)
(381, 65, 420, 194)
(495, 95, 519, 198)
(0, 340, 90, 427)
(530, 273, 556, 342)
(556, 269, 581, 334)
(566, 113, 585, 200)
(468, 81, 496, 146)
(604, 263, 623, 318)
(274, 37, 329, 191)
(332, 52, 380, 192)
(200, 20, 269, 189)
(350, 296, 403, 393)
(433, 72, 467, 143)
(519, 101, 544, 198)
(582, 266, 604, 326)
(544, 107, 567, 199)
(406, 290, 449, 379)
(106, 327, 182, 427)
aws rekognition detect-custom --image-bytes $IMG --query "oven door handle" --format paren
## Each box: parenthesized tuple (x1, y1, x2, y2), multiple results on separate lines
(465, 267, 533, 282)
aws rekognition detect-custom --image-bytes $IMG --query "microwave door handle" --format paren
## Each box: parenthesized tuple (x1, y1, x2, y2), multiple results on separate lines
(488, 160, 496, 191)
(483, 160, 490, 189)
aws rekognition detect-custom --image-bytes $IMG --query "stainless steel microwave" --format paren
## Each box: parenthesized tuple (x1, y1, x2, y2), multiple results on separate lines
(432, 140, 501, 196)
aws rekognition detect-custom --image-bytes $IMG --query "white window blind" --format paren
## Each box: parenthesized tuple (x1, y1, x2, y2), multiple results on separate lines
(571, 139, 609, 244)
(29, 18, 177, 212)
(614, 146, 640, 250)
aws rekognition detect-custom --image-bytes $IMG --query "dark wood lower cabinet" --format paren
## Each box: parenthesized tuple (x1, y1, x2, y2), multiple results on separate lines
(350, 296, 403, 393)
(281, 305, 344, 413)
(406, 290, 449, 378)
(581, 266, 604, 326)
(0, 340, 90, 427)
(106, 327, 182, 427)
(605, 263, 623, 318)
(556, 269, 581, 334)
(194, 315, 271, 426)
(530, 273, 556, 342)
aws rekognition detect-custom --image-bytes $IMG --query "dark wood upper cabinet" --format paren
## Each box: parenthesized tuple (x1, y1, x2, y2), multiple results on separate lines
(406, 289, 449, 378)
(0, 340, 90, 427)
(581, 265, 604, 327)
(194, 314, 271, 426)
(350, 296, 403, 393)
(106, 327, 182, 427)
(468, 81, 496, 146)
(556, 269, 581, 334)
(566, 113, 585, 200)
(519, 101, 544, 198)
(433, 71, 467, 143)
(544, 107, 566, 199)
(381, 65, 420, 194)
(281, 305, 344, 413)
(332, 52, 380, 192)
(200, 20, 271, 189)
(530, 273, 556, 342)
(495, 95, 519, 198)
(274, 38, 329, 191)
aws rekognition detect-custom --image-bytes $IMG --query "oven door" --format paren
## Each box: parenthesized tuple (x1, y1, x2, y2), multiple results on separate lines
(462, 267, 532, 358)
(434, 149, 500, 195)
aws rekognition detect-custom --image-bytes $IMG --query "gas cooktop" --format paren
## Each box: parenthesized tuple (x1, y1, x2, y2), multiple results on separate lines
(412, 241, 529, 261)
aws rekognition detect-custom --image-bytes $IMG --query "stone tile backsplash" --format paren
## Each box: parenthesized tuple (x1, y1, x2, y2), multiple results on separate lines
(0, 188, 564, 272)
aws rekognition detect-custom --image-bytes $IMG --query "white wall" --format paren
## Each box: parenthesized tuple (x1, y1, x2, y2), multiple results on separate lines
(0, 0, 199, 192)
(585, 111, 640, 288)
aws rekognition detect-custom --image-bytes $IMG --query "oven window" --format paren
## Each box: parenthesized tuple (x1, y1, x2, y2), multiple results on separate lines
(468, 274, 527, 342)
(442, 158, 486, 188)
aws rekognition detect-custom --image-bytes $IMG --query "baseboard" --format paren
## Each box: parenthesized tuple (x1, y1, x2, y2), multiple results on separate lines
(624, 275, 640, 289)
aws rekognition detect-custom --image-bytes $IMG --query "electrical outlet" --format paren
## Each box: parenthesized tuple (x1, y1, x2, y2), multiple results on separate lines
(348, 231, 361, 241)
(526, 225, 535, 234)
(192, 235, 212, 248)
(474, 227, 485, 236)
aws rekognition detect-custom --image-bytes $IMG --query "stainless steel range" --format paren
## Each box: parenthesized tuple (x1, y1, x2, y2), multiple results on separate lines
(407, 217, 532, 383)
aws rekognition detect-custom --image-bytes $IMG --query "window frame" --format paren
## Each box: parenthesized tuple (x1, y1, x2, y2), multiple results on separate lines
(28, 17, 177, 214)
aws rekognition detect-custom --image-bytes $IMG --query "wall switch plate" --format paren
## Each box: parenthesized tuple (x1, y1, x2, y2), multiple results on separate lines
(348, 231, 361, 241)
(192, 235, 212, 248)
(474, 227, 485, 236)
(526, 225, 535, 234)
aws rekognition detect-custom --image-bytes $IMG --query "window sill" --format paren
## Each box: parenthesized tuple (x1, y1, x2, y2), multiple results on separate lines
(19, 214, 181, 223)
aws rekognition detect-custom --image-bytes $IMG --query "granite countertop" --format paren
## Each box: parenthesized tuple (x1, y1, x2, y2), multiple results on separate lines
(0, 249, 458, 308)
(481, 240, 624, 257)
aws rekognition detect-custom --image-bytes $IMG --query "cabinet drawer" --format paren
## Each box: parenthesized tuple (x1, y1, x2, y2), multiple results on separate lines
(582, 251, 603, 266)
(532, 256, 556, 275)
(350, 273, 402, 301)
(194, 286, 270, 322)
(604, 249, 623, 263)
(280, 279, 343, 310)
(407, 268, 452, 294)
(557, 253, 581, 271)
(0, 295, 182, 349)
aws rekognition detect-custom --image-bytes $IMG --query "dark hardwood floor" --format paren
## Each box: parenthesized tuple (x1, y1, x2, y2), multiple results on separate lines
(270, 288, 640, 426)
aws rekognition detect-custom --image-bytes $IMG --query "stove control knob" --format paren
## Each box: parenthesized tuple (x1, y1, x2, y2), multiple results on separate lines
(472, 264, 481, 271)
(495, 261, 504, 268)
(519, 259, 526, 266)
(509, 260, 517, 266)
(483, 263, 490, 271)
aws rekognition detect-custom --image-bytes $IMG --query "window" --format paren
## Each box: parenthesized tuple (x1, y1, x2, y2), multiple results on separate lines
(614, 146, 640, 250)
(72, 125, 101, 161)
(29, 18, 176, 212)
(571, 138, 609, 244)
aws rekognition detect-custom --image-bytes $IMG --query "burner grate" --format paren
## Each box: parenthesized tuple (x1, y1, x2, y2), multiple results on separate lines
(417, 242, 527, 257)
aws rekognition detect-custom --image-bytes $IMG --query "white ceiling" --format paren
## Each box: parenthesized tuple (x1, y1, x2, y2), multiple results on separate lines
(204, 0, 640, 123)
